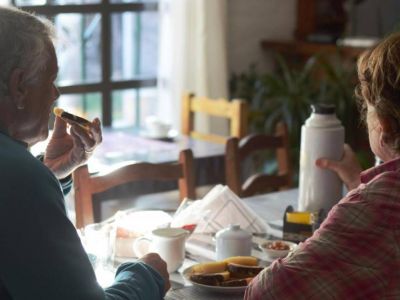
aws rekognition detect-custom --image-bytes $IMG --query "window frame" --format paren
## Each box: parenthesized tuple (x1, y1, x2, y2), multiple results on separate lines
(13, 1, 158, 127)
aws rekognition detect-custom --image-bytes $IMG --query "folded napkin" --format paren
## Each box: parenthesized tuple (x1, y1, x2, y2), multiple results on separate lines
(171, 185, 268, 235)
(171, 185, 268, 261)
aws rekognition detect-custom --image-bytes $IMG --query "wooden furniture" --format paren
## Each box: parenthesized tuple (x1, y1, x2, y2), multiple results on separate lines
(86, 126, 226, 188)
(225, 122, 292, 198)
(73, 149, 196, 228)
(181, 92, 248, 144)
(261, 39, 368, 61)
(295, 0, 346, 41)
(261, 1, 371, 62)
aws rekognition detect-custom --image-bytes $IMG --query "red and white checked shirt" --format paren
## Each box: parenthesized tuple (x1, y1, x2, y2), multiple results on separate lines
(245, 157, 400, 300)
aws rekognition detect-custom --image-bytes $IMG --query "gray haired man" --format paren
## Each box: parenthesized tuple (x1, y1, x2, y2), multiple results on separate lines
(0, 6, 169, 299)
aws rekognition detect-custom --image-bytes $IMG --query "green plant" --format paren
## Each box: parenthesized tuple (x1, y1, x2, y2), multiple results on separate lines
(230, 54, 371, 178)
(316, 56, 361, 144)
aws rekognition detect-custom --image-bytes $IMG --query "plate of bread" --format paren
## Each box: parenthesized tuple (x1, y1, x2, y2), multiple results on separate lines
(183, 256, 264, 294)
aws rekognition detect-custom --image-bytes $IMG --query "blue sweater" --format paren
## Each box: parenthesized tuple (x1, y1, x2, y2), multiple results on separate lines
(0, 132, 165, 299)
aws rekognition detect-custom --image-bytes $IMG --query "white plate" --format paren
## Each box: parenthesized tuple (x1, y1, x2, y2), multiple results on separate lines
(182, 265, 247, 294)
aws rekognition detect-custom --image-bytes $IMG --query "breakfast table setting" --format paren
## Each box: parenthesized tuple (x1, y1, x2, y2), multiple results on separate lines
(80, 186, 300, 299)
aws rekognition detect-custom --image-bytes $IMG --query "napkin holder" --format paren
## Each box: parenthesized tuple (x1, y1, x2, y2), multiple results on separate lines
(282, 206, 325, 243)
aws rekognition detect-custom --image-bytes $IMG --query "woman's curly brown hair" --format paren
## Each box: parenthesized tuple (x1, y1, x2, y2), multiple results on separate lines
(355, 32, 400, 151)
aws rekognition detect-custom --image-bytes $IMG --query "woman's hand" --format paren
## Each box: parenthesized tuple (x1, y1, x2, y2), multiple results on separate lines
(315, 144, 362, 191)
(44, 116, 102, 179)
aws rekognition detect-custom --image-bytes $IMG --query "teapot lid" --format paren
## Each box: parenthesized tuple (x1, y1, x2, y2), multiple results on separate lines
(216, 224, 252, 241)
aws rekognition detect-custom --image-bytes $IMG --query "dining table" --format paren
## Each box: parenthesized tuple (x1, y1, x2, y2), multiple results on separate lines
(90, 127, 225, 171)
(92, 188, 299, 300)
(31, 126, 226, 187)
(90, 127, 227, 220)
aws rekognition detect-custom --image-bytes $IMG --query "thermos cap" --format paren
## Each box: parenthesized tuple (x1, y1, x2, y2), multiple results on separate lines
(311, 104, 336, 114)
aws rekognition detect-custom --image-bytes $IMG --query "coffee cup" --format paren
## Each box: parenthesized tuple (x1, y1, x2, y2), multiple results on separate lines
(145, 116, 171, 138)
(133, 228, 188, 273)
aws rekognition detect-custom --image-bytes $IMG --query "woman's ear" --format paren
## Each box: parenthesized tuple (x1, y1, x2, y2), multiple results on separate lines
(8, 68, 27, 110)
(379, 116, 394, 146)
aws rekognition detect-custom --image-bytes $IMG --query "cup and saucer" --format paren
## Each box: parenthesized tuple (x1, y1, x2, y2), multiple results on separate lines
(140, 116, 178, 141)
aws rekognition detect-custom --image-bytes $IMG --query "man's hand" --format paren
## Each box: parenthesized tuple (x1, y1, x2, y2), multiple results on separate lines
(316, 144, 362, 191)
(44, 116, 102, 179)
(139, 253, 170, 294)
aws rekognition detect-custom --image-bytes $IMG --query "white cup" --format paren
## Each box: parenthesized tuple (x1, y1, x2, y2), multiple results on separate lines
(145, 116, 171, 138)
(133, 228, 188, 273)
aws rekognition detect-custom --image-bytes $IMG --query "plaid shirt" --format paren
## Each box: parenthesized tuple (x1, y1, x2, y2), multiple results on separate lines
(245, 157, 400, 300)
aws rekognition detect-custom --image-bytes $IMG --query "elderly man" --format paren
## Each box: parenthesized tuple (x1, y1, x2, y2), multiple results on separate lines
(0, 6, 169, 299)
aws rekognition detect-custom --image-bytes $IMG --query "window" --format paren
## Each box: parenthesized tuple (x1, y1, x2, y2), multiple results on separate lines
(10, 0, 159, 128)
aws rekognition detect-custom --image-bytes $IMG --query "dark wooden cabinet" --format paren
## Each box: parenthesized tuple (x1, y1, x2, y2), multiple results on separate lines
(260, 39, 367, 61)
(295, 0, 347, 42)
(261, 0, 373, 61)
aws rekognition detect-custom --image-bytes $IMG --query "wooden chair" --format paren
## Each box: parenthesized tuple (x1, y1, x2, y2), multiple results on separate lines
(73, 149, 196, 228)
(181, 92, 248, 144)
(225, 122, 292, 197)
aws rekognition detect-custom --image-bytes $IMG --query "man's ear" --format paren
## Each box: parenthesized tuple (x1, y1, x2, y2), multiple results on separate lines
(8, 68, 28, 110)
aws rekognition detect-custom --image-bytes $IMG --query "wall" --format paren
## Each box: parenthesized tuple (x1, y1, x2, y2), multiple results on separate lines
(208, 0, 296, 136)
(227, 0, 297, 75)
(352, 0, 400, 37)
(226, 0, 400, 77)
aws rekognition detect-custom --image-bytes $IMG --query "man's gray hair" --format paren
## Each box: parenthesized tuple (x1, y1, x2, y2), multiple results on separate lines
(0, 6, 55, 98)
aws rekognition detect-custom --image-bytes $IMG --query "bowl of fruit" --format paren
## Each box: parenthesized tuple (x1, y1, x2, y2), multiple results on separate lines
(259, 240, 297, 260)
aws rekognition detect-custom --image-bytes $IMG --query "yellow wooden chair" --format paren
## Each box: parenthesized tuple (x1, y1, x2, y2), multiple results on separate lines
(181, 92, 248, 144)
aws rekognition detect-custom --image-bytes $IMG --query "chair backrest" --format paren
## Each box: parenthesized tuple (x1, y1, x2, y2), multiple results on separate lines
(73, 149, 196, 228)
(181, 92, 248, 144)
(225, 122, 292, 197)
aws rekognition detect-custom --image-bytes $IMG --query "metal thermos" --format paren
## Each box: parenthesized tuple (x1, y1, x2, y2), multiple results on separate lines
(298, 104, 344, 214)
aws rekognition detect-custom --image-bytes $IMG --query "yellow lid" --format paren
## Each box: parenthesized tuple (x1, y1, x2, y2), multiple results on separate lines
(286, 212, 312, 225)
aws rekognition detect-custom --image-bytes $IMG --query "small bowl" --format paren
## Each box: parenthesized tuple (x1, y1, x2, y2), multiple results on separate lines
(259, 240, 297, 260)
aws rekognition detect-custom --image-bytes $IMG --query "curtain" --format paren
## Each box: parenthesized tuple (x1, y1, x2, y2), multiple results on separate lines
(157, 0, 228, 133)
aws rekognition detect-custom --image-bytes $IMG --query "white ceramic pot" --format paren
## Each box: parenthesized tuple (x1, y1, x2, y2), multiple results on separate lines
(215, 224, 252, 260)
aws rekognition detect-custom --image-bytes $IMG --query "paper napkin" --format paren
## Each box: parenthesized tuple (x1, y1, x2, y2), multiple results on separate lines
(171, 185, 268, 235)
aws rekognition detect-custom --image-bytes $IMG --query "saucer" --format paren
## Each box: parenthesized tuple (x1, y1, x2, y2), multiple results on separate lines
(139, 129, 179, 141)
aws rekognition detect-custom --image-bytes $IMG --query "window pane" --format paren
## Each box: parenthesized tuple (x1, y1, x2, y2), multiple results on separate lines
(112, 89, 137, 128)
(140, 12, 158, 76)
(112, 87, 156, 128)
(16, 0, 98, 5)
(57, 93, 103, 121)
(111, 11, 158, 80)
(55, 13, 102, 86)
(138, 87, 157, 127)
(52, 0, 100, 5)
(15, 0, 45, 5)
(111, 0, 157, 4)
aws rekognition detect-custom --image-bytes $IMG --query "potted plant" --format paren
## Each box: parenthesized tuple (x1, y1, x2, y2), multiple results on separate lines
(230, 54, 372, 181)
